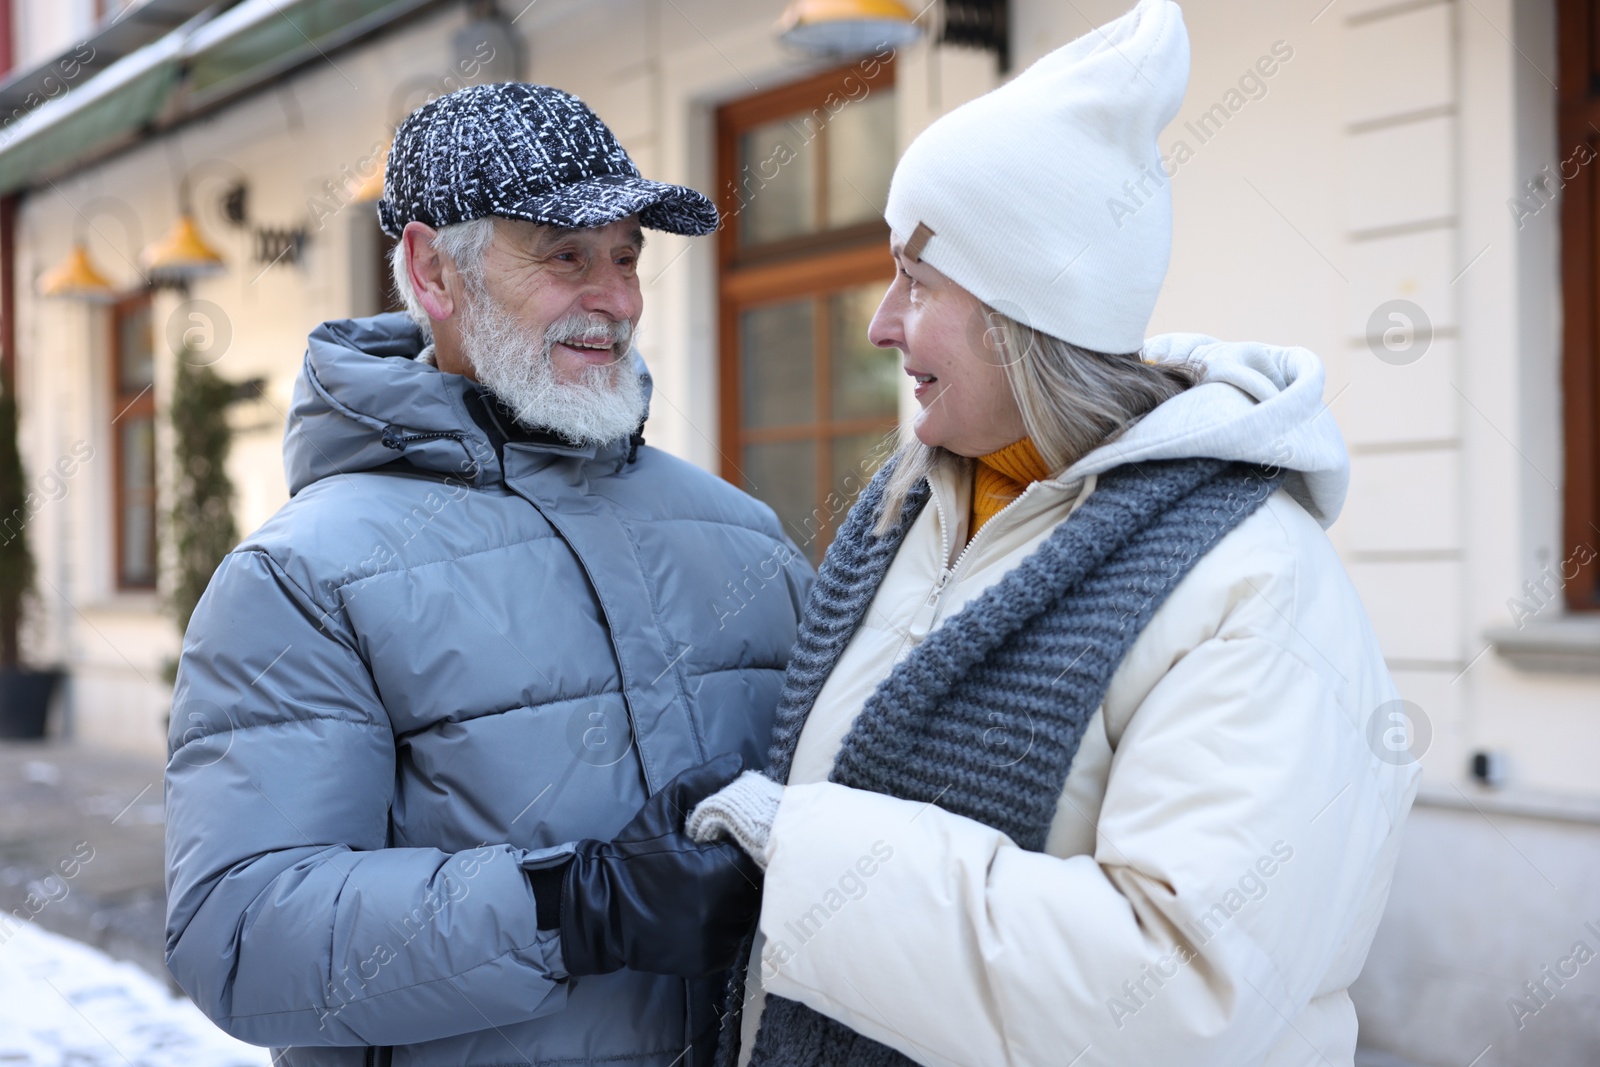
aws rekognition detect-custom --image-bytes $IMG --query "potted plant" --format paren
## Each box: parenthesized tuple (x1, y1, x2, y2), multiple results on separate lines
(0, 389, 61, 739)
(167, 352, 238, 651)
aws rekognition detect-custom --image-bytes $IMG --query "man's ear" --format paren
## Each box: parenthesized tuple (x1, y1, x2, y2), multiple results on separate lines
(402, 221, 455, 322)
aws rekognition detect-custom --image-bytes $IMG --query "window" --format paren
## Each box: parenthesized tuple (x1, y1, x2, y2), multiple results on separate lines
(93, 0, 137, 24)
(0, 1, 11, 80)
(111, 294, 156, 589)
(717, 56, 901, 560)
(1559, 0, 1600, 610)
(350, 211, 405, 317)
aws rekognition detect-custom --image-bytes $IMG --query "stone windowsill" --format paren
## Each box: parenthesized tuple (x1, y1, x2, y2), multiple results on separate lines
(77, 592, 163, 614)
(1414, 781, 1600, 827)
(1485, 615, 1600, 674)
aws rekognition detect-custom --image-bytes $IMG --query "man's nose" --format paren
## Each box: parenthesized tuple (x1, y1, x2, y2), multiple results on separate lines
(581, 261, 641, 322)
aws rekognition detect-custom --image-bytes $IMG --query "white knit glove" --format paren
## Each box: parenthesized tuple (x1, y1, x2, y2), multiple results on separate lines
(687, 771, 785, 869)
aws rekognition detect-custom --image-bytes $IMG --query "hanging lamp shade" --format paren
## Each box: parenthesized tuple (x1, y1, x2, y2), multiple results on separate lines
(777, 0, 923, 56)
(141, 213, 225, 278)
(352, 143, 389, 204)
(39, 244, 117, 302)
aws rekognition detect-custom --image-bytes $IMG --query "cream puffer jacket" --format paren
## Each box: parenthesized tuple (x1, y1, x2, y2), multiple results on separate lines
(739, 335, 1420, 1067)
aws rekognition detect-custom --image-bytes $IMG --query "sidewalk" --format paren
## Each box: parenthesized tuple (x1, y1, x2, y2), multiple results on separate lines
(1, 740, 1441, 1067)
(0, 920, 270, 1066)
(0, 739, 169, 986)
(0, 738, 271, 1065)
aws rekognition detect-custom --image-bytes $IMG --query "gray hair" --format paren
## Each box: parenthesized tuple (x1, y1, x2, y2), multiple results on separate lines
(874, 309, 1200, 535)
(388, 216, 498, 334)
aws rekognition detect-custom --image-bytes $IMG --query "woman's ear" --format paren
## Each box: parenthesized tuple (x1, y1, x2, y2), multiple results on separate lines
(402, 221, 455, 323)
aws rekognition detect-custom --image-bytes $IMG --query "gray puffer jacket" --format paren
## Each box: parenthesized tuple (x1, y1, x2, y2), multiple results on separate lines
(164, 314, 812, 1066)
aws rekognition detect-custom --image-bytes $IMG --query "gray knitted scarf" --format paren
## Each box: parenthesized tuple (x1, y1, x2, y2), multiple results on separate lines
(719, 456, 1281, 1067)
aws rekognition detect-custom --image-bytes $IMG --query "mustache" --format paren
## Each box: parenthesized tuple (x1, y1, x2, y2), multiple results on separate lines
(545, 314, 634, 357)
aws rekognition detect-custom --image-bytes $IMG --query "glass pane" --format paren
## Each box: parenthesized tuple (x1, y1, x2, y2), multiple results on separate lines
(829, 431, 893, 518)
(743, 440, 817, 547)
(121, 419, 154, 491)
(117, 301, 154, 393)
(122, 499, 155, 585)
(738, 117, 817, 247)
(826, 89, 896, 228)
(829, 284, 900, 422)
(120, 418, 157, 585)
(741, 299, 815, 429)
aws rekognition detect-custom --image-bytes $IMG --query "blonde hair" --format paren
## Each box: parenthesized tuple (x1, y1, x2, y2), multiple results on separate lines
(874, 309, 1199, 534)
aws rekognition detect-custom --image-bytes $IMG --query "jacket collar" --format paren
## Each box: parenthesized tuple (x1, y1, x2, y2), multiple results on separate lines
(287, 314, 647, 495)
(462, 385, 643, 471)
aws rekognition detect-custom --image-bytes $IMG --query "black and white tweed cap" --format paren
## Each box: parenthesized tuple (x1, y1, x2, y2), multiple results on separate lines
(377, 82, 718, 238)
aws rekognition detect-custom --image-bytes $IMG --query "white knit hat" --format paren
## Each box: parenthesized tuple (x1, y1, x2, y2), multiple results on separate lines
(884, 0, 1189, 355)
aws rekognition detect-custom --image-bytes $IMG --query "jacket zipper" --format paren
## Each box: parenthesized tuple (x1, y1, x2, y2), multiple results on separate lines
(924, 480, 1046, 618)
(381, 427, 465, 451)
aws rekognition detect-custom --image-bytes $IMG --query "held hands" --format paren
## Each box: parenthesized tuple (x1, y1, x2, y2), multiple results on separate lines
(534, 753, 763, 978)
(686, 769, 784, 866)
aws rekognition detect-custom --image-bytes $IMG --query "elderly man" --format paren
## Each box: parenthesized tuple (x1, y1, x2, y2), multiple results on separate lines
(164, 84, 811, 1067)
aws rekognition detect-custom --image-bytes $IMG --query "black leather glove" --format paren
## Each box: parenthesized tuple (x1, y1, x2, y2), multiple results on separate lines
(529, 753, 763, 977)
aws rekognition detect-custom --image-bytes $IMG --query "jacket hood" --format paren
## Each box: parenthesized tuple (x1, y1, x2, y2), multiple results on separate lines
(1060, 333, 1350, 526)
(284, 313, 653, 497)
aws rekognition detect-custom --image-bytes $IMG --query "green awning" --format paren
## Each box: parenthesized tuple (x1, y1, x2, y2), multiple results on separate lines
(0, 0, 441, 196)
(180, 0, 438, 112)
(0, 0, 216, 123)
(0, 33, 185, 196)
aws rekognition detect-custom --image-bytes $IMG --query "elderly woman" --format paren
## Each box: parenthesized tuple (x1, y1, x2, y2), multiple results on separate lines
(687, 3, 1419, 1065)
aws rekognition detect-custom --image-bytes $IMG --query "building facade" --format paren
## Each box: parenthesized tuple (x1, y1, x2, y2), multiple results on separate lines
(0, 0, 1594, 1063)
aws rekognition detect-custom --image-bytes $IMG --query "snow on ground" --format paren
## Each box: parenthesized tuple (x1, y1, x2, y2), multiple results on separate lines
(0, 920, 271, 1066)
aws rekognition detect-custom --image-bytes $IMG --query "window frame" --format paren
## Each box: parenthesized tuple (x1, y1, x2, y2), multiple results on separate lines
(110, 292, 157, 591)
(715, 57, 900, 552)
(1558, 0, 1600, 611)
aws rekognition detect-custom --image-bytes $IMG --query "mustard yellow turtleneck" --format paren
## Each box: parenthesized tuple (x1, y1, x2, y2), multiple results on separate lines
(969, 437, 1051, 541)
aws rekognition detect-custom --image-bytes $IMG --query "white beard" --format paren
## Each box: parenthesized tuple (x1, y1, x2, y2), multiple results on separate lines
(460, 289, 646, 448)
